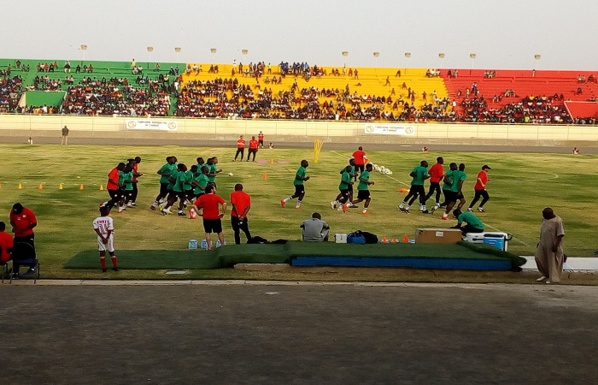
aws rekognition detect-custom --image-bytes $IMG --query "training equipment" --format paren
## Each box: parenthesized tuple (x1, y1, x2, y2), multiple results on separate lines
(79, 184, 84, 190)
(314, 139, 323, 163)
(189, 208, 198, 219)
(280, 199, 286, 208)
(228, 172, 233, 176)
(384, 169, 393, 175)
(262, 172, 267, 180)
(18, 183, 22, 190)
(99, 184, 104, 191)
(58, 183, 63, 190)
(38, 183, 43, 190)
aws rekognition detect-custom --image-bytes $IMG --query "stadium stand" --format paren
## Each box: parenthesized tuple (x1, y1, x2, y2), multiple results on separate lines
(0, 58, 596, 123)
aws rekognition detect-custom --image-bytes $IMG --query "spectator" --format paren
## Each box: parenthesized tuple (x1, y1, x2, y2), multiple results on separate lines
(535, 207, 565, 284)
(61, 125, 69, 145)
(300, 212, 330, 242)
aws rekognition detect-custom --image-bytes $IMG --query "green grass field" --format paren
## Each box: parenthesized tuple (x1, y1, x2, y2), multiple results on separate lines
(1, 144, 596, 279)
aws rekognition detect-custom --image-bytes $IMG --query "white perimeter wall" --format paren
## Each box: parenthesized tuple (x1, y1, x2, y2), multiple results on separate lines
(0, 115, 596, 145)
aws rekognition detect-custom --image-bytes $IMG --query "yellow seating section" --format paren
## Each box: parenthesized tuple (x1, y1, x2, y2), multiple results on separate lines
(181, 63, 449, 111)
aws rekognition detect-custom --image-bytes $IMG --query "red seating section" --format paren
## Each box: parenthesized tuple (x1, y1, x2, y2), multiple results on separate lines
(442, 69, 598, 121)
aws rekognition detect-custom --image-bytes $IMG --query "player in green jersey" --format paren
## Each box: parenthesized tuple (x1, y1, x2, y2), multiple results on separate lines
(281, 160, 310, 209)
(399, 160, 430, 214)
(151, 156, 177, 210)
(344, 163, 375, 214)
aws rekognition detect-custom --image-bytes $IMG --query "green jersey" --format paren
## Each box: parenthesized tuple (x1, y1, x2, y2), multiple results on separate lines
(358, 170, 370, 190)
(410, 165, 429, 186)
(158, 163, 176, 184)
(451, 170, 466, 193)
(182, 170, 193, 191)
(122, 171, 134, 191)
(173, 171, 190, 193)
(294, 166, 307, 186)
(458, 212, 484, 230)
(339, 171, 352, 190)
(193, 173, 210, 196)
(195, 163, 205, 177)
(168, 170, 179, 191)
(118, 170, 125, 187)
(208, 164, 218, 183)
(442, 170, 454, 191)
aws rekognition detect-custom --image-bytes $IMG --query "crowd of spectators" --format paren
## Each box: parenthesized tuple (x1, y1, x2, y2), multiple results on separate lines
(0, 75, 23, 113)
(0, 59, 596, 123)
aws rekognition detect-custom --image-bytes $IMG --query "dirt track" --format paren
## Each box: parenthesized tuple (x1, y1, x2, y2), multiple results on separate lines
(1, 282, 597, 385)
(2, 135, 596, 154)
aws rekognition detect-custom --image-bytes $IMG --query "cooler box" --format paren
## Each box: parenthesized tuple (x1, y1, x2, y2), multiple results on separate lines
(415, 228, 462, 244)
(483, 232, 509, 251)
(335, 234, 347, 243)
(465, 233, 485, 244)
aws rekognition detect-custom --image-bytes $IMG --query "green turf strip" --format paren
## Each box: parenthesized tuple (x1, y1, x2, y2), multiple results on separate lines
(65, 241, 523, 270)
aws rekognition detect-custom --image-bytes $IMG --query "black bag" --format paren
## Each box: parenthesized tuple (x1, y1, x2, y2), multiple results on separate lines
(348, 230, 378, 244)
(247, 236, 269, 244)
(360, 231, 379, 244)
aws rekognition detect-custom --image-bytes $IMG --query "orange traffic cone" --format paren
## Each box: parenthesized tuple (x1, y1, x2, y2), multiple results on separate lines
(18, 183, 22, 190)
(38, 183, 43, 190)
(189, 207, 197, 219)
(403, 234, 409, 243)
(79, 184, 84, 190)
(399, 188, 408, 193)
(269, 158, 274, 164)
(58, 183, 63, 190)
(0, 181, 2, 189)
(99, 184, 104, 191)
(382, 236, 388, 243)
(262, 172, 268, 180)
(391, 238, 397, 243)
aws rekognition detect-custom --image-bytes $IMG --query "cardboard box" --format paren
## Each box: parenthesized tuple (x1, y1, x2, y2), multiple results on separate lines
(415, 228, 462, 244)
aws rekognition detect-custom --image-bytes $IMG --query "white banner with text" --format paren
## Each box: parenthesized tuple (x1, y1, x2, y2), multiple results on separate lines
(125, 120, 178, 131)
(363, 124, 417, 136)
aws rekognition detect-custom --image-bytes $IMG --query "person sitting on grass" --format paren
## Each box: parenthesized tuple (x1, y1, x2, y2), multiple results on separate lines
(451, 209, 484, 236)
(300, 212, 330, 242)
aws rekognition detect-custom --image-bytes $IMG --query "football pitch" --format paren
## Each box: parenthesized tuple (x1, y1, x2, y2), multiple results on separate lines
(1, 144, 596, 279)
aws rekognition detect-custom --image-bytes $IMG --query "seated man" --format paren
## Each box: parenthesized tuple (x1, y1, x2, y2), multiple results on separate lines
(0, 221, 14, 265)
(451, 209, 484, 236)
(300, 212, 330, 242)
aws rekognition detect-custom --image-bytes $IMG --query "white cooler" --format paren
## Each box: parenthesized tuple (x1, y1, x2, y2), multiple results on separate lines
(465, 232, 510, 252)
(335, 234, 347, 243)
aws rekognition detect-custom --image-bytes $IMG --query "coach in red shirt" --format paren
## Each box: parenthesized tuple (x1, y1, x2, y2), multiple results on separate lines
(247, 136, 259, 162)
(10, 203, 37, 247)
(233, 135, 246, 162)
(0, 221, 14, 264)
(194, 185, 227, 250)
(230, 183, 252, 244)
(468, 165, 491, 212)
(106, 162, 125, 210)
(351, 146, 367, 174)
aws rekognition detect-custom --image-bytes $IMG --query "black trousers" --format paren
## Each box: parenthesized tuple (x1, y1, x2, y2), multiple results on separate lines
(469, 190, 490, 208)
(231, 216, 251, 244)
(234, 148, 245, 160)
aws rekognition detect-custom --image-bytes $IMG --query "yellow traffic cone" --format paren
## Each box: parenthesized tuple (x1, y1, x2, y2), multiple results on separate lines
(18, 183, 22, 190)
(99, 184, 104, 191)
(58, 183, 63, 190)
(0, 181, 2, 189)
